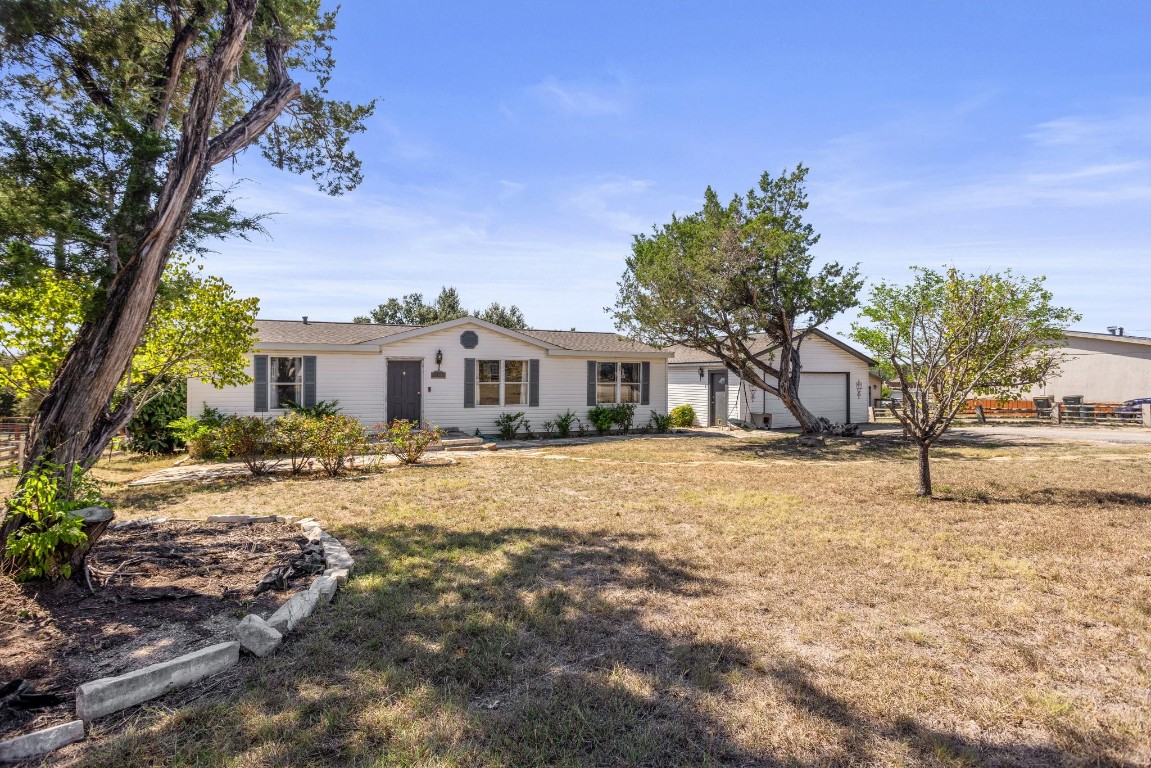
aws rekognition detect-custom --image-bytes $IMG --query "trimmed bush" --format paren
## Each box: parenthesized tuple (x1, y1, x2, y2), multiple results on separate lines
(276, 412, 313, 475)
(494, 411, 527, 440)
(669, 404, 696, 427)
(553, 409, 577, 438)
(586, 405, 615, 436)
(648, 411, 673, 434)
(217, 416, 281, 475)
(307, 414, 367, 476)
(611, 403, 637, 434)
(384, 420, 444, 464)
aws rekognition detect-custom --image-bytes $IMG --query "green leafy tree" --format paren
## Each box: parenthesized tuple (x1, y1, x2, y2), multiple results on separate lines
(851, 266, 1079, 497)
(476, 301, 528, 330)
(355, 286, 529, 329)
(0, 259, 257, 412)
(613, 165, 862, 433)
(0, 0, 372, 496)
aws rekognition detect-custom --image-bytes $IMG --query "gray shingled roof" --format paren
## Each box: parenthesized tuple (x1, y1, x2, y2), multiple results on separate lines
(254, 319, 661, 354)
(519, 329, 659, 354)
(255, 319, 417, 344)
(667, 330, 874, 365)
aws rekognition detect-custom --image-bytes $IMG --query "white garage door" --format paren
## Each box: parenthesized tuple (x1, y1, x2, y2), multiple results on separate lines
(799, 373, 848, 423)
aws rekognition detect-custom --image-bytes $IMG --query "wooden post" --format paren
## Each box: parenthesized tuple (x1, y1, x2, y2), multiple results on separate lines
(1052, 403, 1061, 424)
(16, 436, 25, 467)
(867, 406, 876, 423)
(975, 405, 986, 423)
(1142, 403, 1151, 428)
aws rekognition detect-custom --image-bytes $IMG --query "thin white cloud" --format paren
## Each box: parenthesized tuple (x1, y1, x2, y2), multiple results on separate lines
(568, 177, 654, 233)
(531, 76, 628, 117)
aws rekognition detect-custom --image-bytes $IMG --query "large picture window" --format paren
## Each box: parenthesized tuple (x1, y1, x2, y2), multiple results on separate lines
(477, 359, 529, 406)
(597, 361, 644, 404)
(271, 356, 302, 409)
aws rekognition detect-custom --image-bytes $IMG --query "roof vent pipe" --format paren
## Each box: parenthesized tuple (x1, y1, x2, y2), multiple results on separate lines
(1119, 327, 1124, 336)
(302, 316, 309, 325)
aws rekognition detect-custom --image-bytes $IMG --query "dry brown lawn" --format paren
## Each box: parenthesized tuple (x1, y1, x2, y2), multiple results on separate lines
(15, 432, 1151, 766)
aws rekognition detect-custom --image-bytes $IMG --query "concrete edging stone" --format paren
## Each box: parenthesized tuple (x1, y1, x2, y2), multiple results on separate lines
(1, 517, 356, 762)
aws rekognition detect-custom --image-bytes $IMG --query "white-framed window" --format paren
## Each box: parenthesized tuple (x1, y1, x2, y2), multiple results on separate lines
(270, 356, 302, 409)
(597, 361, 644, 404)
(477, 359, 529, 406)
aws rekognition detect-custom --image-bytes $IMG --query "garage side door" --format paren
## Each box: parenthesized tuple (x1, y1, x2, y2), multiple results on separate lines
(799, 373, 848, 423)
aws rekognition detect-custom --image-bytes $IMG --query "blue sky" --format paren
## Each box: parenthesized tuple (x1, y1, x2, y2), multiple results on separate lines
(211, 1, 1151, 338)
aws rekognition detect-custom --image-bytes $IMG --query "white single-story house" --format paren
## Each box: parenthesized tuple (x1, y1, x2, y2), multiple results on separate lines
(666, 330, 876, 428)
(1027, 330, 1151, 403)
(187, 317, 672, 434)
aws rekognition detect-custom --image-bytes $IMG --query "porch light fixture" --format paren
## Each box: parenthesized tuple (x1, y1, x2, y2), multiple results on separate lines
(698, 367, 705, 381)
(435, 349, 443, 367)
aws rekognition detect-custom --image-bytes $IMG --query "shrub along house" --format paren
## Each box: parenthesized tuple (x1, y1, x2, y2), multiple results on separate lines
(187, 317, 672, 435)
(666, 329, 876, 428)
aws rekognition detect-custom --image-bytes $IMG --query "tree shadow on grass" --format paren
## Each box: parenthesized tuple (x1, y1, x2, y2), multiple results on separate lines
(70, 523, 1141, 767)
(932, 486, 1151, 507)
(715, 432, 914, 463)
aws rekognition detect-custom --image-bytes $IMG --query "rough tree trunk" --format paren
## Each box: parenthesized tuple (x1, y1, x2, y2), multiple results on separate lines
(775, 340, 822, 434)
(1, 0, 281, 559)
(916, 441, 932, 497)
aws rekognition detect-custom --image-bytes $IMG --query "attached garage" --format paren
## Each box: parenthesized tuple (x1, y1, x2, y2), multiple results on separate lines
(666, 330, 874, 429)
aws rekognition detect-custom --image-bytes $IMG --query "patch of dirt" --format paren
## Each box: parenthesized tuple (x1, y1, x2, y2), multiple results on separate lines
(0, 520, 313, 741)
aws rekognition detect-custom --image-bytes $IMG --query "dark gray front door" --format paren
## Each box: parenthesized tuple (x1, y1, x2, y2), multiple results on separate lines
(709, 370, 728, 426)
(387, 361, 422, 424)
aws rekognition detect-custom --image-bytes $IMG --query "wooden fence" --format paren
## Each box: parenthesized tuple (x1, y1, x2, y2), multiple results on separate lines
(873, 399, 1149, 426)
(0, 418, 29, 467)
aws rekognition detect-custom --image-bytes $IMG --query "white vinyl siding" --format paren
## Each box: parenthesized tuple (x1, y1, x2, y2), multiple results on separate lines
(187, 351, 385, 425)
(189, 323, 669, 435)
(666, 334, 871, 428)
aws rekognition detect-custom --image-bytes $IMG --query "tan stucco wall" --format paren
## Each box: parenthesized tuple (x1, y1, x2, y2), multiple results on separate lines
(1028, 336, 1151, 403)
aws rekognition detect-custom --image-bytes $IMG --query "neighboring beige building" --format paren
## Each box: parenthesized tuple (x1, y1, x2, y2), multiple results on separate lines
(1028, 330, 1151, 403)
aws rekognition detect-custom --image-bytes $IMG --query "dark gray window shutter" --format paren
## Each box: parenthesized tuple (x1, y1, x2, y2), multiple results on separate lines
(303, 356, 317, 407)
(586, 361, 596, 407)
(464, 358, 475, 408)
(529, 359, 540, 407)
(253, 355, 268, 412)
(641, 361, 650, 406)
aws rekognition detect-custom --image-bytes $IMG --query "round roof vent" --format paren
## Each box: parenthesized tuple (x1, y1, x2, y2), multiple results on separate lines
(460, 330, 478, 349)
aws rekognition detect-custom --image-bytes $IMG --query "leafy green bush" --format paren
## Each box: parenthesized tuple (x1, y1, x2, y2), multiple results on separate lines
(217, 416, 281, 475)
(167, 404, 228, 459)
(586, 405, 615, 436)
(3, 463, 105, 581)
(494, 411, 527, 440)
(553, 409, 576, 438)
(611, 403, 637, 434)
(126, 379, 187, 453)
(648, 411, 673, 433)
(669, 404, 696, 427)
(384, 419, 443, 464)
(307, 414, 367, 476)
(289, 399, 342, 418)
(541, 420, 555, 438)
(276, 412, 314, 475)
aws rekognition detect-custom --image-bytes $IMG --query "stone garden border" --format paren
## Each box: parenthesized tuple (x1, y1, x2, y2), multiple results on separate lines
(0, 515, 354, 764)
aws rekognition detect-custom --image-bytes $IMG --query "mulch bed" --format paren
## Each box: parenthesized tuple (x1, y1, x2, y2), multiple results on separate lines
(0, 520, 314, 742)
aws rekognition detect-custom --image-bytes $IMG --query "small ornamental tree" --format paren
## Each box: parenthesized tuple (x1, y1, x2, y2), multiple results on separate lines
(613, 165, 862, 434)
(851, 267, 1079, 497)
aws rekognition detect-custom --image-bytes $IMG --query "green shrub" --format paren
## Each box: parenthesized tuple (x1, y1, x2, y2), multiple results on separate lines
(288, 399, 342, 418)
(541, 420, 555, 438)
(648, 411, 673, 433)
(307, 414, 367, 476)
(3, 463, 105, 581)
(494, 411, 527, 440)
(126, 379, 187, 453)
(384, 420, 444, 465)
(611, 403, 637, 434)
(167, 404, 228, 459)
(218, 416, 281, 475)
(553, 409, 577, 438)
(669, 404, 696, 427)
(587, 405, 615, 436)
(276, 412, 314, 475)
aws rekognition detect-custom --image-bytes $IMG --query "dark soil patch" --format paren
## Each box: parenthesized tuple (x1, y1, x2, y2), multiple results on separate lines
(0, 520, 312, 742)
